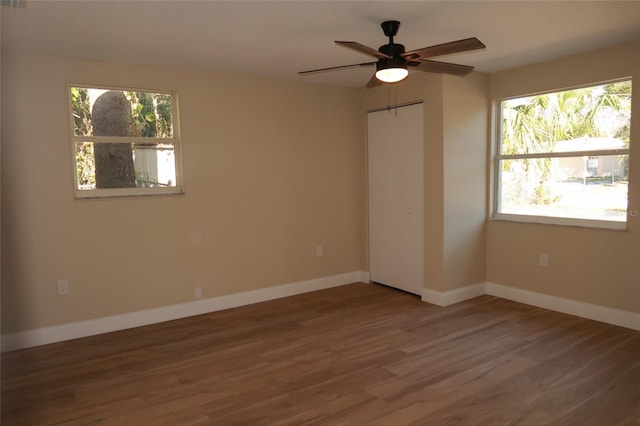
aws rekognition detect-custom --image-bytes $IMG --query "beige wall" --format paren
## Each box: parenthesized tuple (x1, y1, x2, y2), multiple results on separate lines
(443, 73, 488, 291)
(360, 71, 488, 293)
(487, 40, 640, 313)
(4, 39, 637, 339)
(1, 52, 365, 333)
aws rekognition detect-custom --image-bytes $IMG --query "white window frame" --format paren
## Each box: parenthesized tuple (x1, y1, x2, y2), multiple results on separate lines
(492, 79, 631, 230)
(68, 83, 184, 199)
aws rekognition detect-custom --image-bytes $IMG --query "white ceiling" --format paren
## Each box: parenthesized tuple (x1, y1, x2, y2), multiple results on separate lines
(3, 1, 640, 87)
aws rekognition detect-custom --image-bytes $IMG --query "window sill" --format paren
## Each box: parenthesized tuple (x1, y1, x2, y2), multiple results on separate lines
(490, 213, 627, 231)
(74, 187, 184, 200)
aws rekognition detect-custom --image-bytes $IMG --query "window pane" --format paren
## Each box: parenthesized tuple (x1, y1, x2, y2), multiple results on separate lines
(501, 81, 632, 155)
(499, 156, 629, 221)
(75, 142, 177, 190)
(71, 87, 173, 138)
(133, 144, 177, 188)
(75, 142, 96, 190)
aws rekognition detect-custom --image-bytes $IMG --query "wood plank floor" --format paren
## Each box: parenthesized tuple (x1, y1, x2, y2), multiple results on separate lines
(2, 283, 639, 425)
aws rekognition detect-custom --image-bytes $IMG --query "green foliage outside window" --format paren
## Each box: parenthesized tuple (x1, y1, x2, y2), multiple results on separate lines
(71, 87, 173, 138)
(125, 91, 173, 138)
(502, 81, 631, 156)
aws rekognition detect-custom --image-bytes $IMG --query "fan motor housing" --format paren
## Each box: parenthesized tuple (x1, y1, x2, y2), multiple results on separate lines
(376, 56, 407, 72)
(379, 43, 406, 57)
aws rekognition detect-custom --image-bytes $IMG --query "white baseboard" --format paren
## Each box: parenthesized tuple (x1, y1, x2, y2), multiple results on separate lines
(422, 282, 487, 307)
(1, 271, 366, 352)
(4, 275, 637, 352)
(486, 282, 640, 331)
(421, 281, 639, 331)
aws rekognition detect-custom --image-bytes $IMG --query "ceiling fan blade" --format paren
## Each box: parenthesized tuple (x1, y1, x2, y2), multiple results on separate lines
(410, 59, 475, 76)
(403, 37, 485, 61)
(335, 41, 391, 59)
(298, 61, 376, 76)
(365, 74, 383, 89)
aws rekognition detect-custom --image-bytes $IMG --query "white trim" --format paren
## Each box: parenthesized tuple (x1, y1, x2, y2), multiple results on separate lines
(75, 186, 184, 199)
(72, 136, 176, 145)
(421, 283, 487, 307)
(1, 271, 365, 352)
(486, 282, 640, 331)
(5, 276, 637, 352)
(490, 214, 627, 231)
(497, 148, 628, 161)
(420, 282, 639, 331)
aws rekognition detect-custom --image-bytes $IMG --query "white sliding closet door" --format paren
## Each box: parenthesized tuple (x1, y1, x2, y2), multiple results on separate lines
(367, 103, 424, 295)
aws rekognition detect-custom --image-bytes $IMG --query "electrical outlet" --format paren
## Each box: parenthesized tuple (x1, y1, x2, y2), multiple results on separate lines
(194, 286, 202, 300)
(57, 280, 70, 295)
(316, 245, 323, 257)
(539, 253, 549, 268)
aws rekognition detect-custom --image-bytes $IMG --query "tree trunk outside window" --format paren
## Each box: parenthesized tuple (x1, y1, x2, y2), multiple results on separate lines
(92, 91, 136, 188)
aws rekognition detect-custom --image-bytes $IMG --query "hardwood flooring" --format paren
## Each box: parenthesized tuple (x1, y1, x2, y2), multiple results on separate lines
(2, 283, 639, 425)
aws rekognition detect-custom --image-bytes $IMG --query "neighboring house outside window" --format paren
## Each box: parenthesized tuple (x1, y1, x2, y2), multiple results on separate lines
(69, 85, 183, 199)
(494, 79, 631, 229)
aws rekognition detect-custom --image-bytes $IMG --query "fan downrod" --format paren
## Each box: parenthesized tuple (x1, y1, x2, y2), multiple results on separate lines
(379, 20, 404, 57)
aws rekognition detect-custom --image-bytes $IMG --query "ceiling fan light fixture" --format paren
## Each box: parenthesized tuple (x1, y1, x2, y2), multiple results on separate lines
(375, 67, 408, 83)
(375, 57, 408, 83)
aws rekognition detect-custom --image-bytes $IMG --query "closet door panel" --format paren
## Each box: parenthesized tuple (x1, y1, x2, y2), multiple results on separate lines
(367, 103, 424, 295)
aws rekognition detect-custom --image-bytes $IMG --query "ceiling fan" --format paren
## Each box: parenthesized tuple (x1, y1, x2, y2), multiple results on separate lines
(299, 20, 486, 88)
